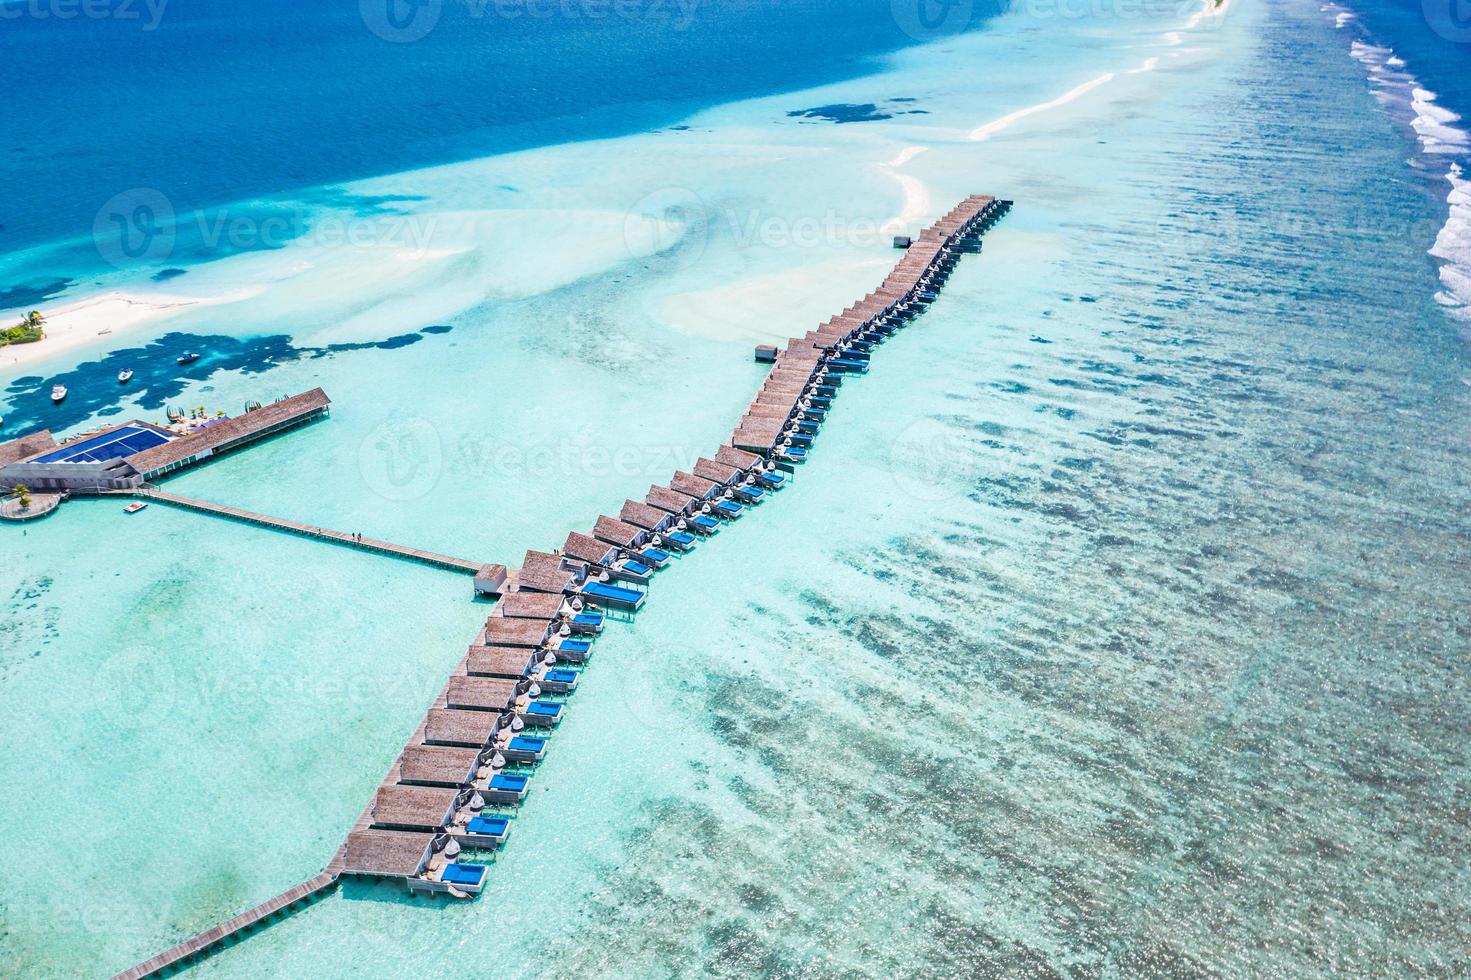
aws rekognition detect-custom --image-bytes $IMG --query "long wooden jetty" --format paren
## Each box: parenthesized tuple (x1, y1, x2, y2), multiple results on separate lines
(111, 873, 339, 980)
(114, 194, 1010, 978)
(135, 488, 487, 574)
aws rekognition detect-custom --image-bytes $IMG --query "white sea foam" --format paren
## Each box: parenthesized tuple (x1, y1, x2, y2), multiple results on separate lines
(1344, 21, 1471, 322)
(968, 72, 1116, 141)
(967, 1, 1225, 144)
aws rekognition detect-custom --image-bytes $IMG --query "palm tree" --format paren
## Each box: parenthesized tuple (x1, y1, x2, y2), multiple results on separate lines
(11, 483, 29, 499)
(25, 310, 44, 327)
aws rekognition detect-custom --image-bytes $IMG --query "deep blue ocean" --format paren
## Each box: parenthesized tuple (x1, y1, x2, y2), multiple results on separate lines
(2, 0, 1466, 309)
(1356, 0, 1471, 111)
(0, 0, 996, 269)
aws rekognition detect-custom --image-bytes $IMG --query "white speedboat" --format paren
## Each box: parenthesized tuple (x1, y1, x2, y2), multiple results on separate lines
(177, 351, 200, 365)
(50, 384, 67, 403)
(118, 368, 134, 383)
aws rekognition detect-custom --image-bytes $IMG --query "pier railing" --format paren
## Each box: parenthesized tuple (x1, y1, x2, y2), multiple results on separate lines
(134, 488, 485, 574)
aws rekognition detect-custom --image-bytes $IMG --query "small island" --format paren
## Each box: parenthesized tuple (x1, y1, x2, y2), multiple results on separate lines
(0, 310, 46, 348)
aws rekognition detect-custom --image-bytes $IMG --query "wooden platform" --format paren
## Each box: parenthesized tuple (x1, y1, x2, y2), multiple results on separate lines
(136, 489, 484, 574)
(111, 873, 339, 980)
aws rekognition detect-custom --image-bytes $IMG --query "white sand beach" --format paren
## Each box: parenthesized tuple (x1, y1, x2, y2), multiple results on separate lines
(0, 291, 248, 372)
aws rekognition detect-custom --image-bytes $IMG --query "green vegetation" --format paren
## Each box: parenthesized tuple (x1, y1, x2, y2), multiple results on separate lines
(1, 310, 45, 347)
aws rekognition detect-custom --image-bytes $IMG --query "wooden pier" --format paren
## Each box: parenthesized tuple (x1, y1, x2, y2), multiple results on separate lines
(113, 194, 1011, 978)
(111, 873, 339, 980)
(134, 488, 487, 575)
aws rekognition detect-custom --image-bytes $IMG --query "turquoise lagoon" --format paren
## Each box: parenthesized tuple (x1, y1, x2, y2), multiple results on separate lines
(2, 0, 1469, 975)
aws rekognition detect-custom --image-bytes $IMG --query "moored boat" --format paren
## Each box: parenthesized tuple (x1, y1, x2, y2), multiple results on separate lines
(176, 351, 200, 365)
(50, 384, 67, 403)
(118, 368, 134, 383)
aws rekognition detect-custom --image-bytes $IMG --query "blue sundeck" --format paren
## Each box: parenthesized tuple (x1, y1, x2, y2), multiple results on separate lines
(504, 735, 547, 763)
(621, 558, 653, 577)
(464, 816, 510, 847)
(666, 530, 696, 549)
(639, 547, 670, 566)
(540, 668, 580, 693)
(757, 471, 785, 488)
(484, 773, 529, 803)
(570, 612, 604, 633)
(733, 485, 764, 502)
(689, 514, 720, 534)
(789, 432, 814, 448)
(560, 638, 592, 655)
(441, 863, 488, 890)
(828, 357, 868, 373)
(713, 499, 743, 518)
(522, 700, 562, 726)
(583, 580, 646, 610)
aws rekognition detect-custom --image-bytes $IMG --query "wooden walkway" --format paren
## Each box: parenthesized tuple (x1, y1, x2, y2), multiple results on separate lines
(112, 194, 1011, 979)
(136, 489, 484, 574)
(111, 873, 339, 980)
